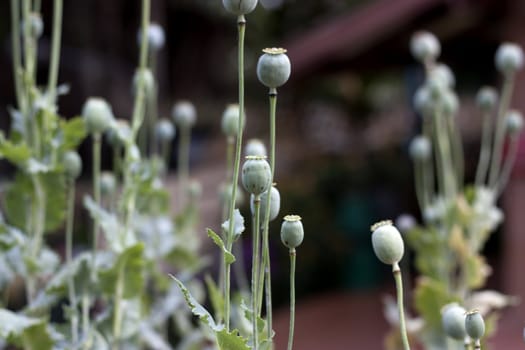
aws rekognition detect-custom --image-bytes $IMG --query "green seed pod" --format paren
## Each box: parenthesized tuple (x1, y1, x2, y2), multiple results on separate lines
(244, 138, 267, 157)
(172, 100, 197, 128)
(409, 135, 431, 161)
(432, 63, 455, 88)
(155, 119, 176, 141)
(465, 310, 485, 340)
(29, 13, 44, 38)
(280, 215, 304, 249)
(222, 0, 258, 15)
(442, 90, 459, 115)
(476, 86, 498, 111)
(241, 156, 271, 195)
(137, 22, 165, 51)
(133, 68, 155, 97)
(106, 119, 132, 147)
(221, 104, 245, 138)
(63, 151, 82, 179)
(82, 98, 115, 134)
(505, 110, 524, 136)
(100, 171, 117, 196)
(370, 220, 404, 265)
(250, 185, 280, 222)
(441, 303, 467, 341)
(410, 31, 441, 63)
(495, 43, 524, 75)
(413, 85, 436, 116)
(257, 48, 291, 89)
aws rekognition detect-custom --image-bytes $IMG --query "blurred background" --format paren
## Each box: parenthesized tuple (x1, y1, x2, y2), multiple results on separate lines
(1, 0, 525, 348)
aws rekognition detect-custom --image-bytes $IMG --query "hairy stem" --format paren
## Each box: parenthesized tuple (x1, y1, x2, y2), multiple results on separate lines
(393, 262, 411, 350)
(287, 249, 296, 350)
(224, 15, 246, 330)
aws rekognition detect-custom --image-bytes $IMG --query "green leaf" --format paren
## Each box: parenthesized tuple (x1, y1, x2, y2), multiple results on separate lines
(45, 253, 93, 298)
(465, 254, 488, 289)
(216, 328, 250, 350)
(59, 116, 87, 150)
(414, 277, 457, 329)
(205, 275, 224, 322)
(99, 244, 145, 299)
(0, 134, 31, 166)
(0, 309, 54, 350)
(4, 171, 67, 232)
(170, 275, 221, 331)
(207, 228, 235, 265)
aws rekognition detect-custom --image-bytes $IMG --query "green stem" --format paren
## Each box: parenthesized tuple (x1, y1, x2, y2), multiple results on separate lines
(224, 15, 246, 330)
(264, 247, 273, 339)
(393, 262, 410, 350)
(251, 195, 261, 350)
(446, 113, 464, 192)
(91, 133, 101, 281)
(488, 76, 514, 188)
(10, 0, 25, 112)
(47, 0, 63, 104)
(287, 249, 296, 350)
(66, 178, 79, 344)
(82, 292, 90, 342)
(475, 111, 494, 188)
(474, 339, 481, 349)
(434, 109, 456, 200)
(32, 0, 40, 12)
(414, 160, 426, 211)
(178, 126, 191, 203)
(112, 265, 125, 350)
(495, 135, 519, 196)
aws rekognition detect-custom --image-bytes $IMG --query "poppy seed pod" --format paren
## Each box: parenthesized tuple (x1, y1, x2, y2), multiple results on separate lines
(106, 119, 132, 147)
(137, 23, 165, 51)
(432, 63, 455, 88)
(241, 156, 271, 195)
(29, 13, 44, 38)
(100, 172, 117, 196)
(251, 185, 280, 222)
(505, 110, 524, 136)
(221, 104, 245, 137)
(280, 215, 304, 249)
(441, 303, 467, 341)
(63, 151, 82, 179)
(82, 98, 115, 134)
(476, 86, 498, 111)
(257, 48, 291, 89)
(465, 310, 485, 340)
(172, 100, 197, 128)
(410, 31, 441, 63)
(370, 220, 405, 265)
(442, 90, 459, 115)
(244, 138, 267, 157)
(495, 43, 524, 75)
(409, 135, 432, 161)
(133, 69, 155, 97)
(413, 85, 436, 116)
(222, 0, 258, 15)
(155, 119, 176, 142)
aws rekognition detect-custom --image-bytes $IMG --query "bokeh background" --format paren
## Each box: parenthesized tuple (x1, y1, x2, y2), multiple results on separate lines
(1, 0, 525, 348)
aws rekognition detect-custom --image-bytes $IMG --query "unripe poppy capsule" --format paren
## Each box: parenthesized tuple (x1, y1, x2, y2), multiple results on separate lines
(251, 185, 280, 222)
(409, 136, 431, 161)
(410, 31, 441, 63)
(155, 119, 176, 142)
(63, 151, 82, 179)
(280, 215, 304, 249)
(100, 172, 117, 196)
(244, 139, 267, 157)
(257, 48, 291, 89)
(82, 98, 115, 134)
(441, 303, 467, 341)
(172, 101, 197, 128)
(476, 86, 498, 111)
(465, 310, 485, 341)
(370, 220, 405, 265)
(221, 104, 244, 137)
(241, 156, 271, 195)
(222, 0, 258, 15)
(505, 110, 524, 136)
(495, 43, 524, 75)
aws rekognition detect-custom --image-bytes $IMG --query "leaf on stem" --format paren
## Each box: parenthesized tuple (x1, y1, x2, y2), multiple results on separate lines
(207, 228, 236, 265)
(0, 309, 54, 350)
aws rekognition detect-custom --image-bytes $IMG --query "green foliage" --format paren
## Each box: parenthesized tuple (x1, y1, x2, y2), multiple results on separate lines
(414, 277, 457, 330)
(0, 310, 54, 350)
(207, 228, 236, 265)
(99, 244, 145, 299)
(0, 134, 31, 166)
(59, 116, 87, 151)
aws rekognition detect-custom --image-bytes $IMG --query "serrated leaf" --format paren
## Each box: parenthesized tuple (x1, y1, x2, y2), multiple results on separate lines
(205, 275, 224, 322)
(4, 171, 67, 232)
(0, 309, 54, 350)
(59, 117, 87, 150)
(414, 277, 457, 329)
(170, 275, 221, 332)
(0, 134, 31, 166)
(216, 328, 250, 350)
(221, 209, 245, 241)
(207, 228, 235, 265)
(99, 244, 145, 299)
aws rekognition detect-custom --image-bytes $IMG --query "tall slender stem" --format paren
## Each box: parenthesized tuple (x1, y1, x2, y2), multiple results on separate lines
(495, 135, 519, 196)
(47, 0, 63, 104)
(112, 265, 124, 350)
(475, 110, 494, 188)
(488, 76, 514, 187)
(224, 15, 246, 330)
(177, 126, 191, 203)
(251, 195, 261, 350)
(287, 248, 296, 350)
(10, 0, 24, 111)
(91, 132, 101, 281)
(393, 262, 411, 350)
(66, 178, 79, 344)
(82, 292, 90, 342)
